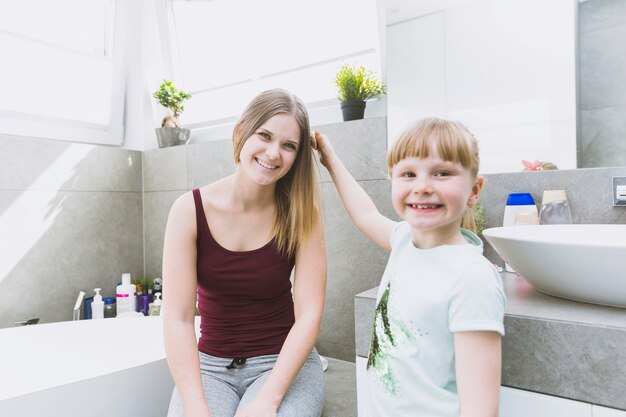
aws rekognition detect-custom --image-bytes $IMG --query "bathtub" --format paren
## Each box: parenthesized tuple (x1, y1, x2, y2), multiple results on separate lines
(0, 316, 185, 417)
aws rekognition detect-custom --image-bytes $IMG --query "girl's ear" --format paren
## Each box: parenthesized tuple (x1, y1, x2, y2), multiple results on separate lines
(467, 176, 484, 207)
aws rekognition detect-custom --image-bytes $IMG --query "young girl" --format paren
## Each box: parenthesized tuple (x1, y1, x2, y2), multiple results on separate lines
(162, 89, 326, 417)
(313, 118, 505, 417)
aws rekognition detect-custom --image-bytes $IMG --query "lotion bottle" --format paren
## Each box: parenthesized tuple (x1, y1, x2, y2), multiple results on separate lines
(91, 288, 104, 319)
(148, 293, 162, 316)
(116, 273, 137, 316)
(503, 193, 538, 272)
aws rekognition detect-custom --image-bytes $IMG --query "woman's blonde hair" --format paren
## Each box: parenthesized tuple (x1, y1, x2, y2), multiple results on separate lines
(233, 88, 320, 257)
(386, 117, 481, 232)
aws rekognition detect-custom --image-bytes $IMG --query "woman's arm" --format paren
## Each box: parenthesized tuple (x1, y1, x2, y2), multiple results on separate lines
(313, 130, 396, 251)
(162, 193, 211, 417)
(235, 214, 327, 417)
(454, 331, 502, 417)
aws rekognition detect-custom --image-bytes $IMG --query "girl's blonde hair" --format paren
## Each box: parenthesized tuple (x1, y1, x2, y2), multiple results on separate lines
(386, 117, 481, 232)
(233, 88, 320, 257)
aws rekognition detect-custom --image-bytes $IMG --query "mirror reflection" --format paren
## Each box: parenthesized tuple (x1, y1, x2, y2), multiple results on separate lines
(385, 0, 626, 173)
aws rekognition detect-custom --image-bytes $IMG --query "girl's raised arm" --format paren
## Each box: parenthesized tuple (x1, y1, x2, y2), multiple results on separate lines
(313, 130, 396, 252)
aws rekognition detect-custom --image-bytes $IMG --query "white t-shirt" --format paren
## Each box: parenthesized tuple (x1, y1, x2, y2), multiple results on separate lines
(367, 221, 506, 417)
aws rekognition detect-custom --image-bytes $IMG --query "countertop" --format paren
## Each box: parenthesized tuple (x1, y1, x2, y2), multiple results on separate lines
(354, 272, 626, 410)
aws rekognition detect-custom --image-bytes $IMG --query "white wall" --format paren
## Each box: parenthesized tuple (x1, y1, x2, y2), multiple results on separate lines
(387, 0, 577, 174)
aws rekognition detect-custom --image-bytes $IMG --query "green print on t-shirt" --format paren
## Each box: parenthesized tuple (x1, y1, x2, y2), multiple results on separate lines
(367, 281, 414, 396)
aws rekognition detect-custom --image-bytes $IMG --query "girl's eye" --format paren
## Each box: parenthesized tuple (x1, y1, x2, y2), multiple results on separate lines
(284, 143, 298, 151)
(258, 132, 270, 140)
(434, 171, 450, 177)
(400, 171, 415, 178)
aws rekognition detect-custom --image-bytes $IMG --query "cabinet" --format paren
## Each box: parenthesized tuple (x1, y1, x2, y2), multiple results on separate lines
(500, 386, 590, 417)
(355, 356, 626, 417)
(593, 406, 626, 417)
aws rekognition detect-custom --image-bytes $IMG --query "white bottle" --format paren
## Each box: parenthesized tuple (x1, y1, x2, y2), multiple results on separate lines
(116, 273, 137, 316)
(148, 293, 162, 316)
(503, 193, 538, 272)
(91, 288, 104, 319)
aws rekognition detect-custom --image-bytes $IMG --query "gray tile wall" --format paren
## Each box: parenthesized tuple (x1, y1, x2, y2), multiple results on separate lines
(316, 118, 399, 361)
(142, 140, 236, 279)
(579, 0, 626, 168)
(0, 137, 143, 329)
(480, 166, 626, 265)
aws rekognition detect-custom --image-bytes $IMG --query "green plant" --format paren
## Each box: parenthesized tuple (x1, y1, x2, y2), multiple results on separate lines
(152, 79, 192, 127)
(132, 275, 155, 295)
(334, 63, 386, 102)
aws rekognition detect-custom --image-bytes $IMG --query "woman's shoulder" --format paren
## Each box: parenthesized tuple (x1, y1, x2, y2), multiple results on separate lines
(196, 178, 232, 211)
(168, 190, 196, 221)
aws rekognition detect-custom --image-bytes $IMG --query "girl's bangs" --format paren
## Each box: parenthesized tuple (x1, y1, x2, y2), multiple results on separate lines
(387, 119, 475, 173)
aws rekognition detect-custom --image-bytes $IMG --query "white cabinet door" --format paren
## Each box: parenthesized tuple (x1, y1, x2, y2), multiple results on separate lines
(500, 386, 592, 417)
(356, 356, 371, 417)
(593, 405, 626, 417)
(357, 360, 603, 417)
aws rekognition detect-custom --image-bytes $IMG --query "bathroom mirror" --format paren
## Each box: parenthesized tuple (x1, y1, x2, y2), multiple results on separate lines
(385, 0, 626, 174)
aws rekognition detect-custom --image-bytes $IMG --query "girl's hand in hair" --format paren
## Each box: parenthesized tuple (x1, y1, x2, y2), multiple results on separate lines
(311, 130, 335, 169)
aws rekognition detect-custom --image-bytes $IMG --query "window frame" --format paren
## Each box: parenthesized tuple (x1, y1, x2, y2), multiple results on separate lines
(0, 0, 126, 146)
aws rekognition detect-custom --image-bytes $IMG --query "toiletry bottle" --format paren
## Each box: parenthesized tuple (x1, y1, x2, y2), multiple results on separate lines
(116, 273, 137, 316)
(103, 297, 116, 319)
(503, 193, 538, 272)
(91, 288, 104, 319)
(148, 293, 162, 316)
(153, 277, 162, 300)
(539, 190, 572, 225)
(83, 296, 94, 320)
(139, 294, 151, 316)
(73, 291, 85, 321)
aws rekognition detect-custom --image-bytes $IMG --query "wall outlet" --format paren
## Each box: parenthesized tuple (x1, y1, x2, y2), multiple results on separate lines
(613, 176, 626, 206)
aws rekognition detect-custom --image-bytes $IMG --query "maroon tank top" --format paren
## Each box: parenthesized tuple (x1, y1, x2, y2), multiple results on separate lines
(193, 188, 295, 358)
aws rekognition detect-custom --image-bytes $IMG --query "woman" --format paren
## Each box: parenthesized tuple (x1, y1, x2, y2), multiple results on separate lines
(163, 89, 326, 417)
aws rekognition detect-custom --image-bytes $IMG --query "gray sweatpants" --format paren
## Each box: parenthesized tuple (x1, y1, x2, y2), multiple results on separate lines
(167, 349, 325, 417)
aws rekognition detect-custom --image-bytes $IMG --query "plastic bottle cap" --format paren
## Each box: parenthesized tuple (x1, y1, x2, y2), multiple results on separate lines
(93, 288, 102, 302)
(103, 297, 115, 305)
(154, 293, 162, 305)
(542, 190, 568, 205)
(122, 273, 131, 285)
(506, 193, 535, 206)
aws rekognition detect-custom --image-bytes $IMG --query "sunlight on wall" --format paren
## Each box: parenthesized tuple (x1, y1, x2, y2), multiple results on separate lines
(0, 145, 95, 284)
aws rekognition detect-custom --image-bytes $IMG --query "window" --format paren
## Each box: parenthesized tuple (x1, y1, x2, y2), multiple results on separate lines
(165, 0, 383, 139)
(0, 0, 125, 145)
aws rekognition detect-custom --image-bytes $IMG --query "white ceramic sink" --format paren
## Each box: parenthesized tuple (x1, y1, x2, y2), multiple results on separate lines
(482, 224, 626, 308)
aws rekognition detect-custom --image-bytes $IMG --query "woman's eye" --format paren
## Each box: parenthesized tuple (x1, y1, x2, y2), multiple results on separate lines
(258, 132, 270, 140)
(284, 143, 298, 151)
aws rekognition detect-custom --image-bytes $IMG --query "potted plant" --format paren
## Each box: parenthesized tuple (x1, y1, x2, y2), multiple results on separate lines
(334, 63, 386, 121)
(152, 79, 192, 148)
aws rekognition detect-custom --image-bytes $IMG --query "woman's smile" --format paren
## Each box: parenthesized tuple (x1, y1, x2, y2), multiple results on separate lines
(256, 158, 279, 170)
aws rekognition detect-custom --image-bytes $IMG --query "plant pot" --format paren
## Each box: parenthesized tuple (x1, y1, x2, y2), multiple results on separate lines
(155, 127, 191, 148)
(340, 100, 366, 121)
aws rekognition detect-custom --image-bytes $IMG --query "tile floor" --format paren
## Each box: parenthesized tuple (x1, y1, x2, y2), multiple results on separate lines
(322, 358, 357, 417)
